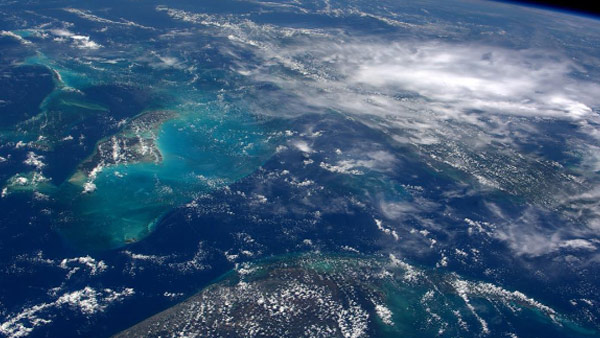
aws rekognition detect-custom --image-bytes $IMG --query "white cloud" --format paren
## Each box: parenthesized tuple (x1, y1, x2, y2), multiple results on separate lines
(247, 39, 600, 123)
(0, 30, 32, 45)
(155, 5, 600, 135)
(0, 287, 134, 337)
(59, 256, 108, 277)
(493, 206, 599, 257)
(63, 8, 153, 30)
(559, 239, 596, 251)
(344, 43, 596, 119)
(23, 152, 45, 170)
(292, 140, 313, 153)
(50, 29, 101, 50)
(319, 150, 396, 176)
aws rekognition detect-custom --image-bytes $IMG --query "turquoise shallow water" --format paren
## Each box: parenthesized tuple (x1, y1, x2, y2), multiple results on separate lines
(0, 29, 283, 249)
(24, 52, 95, 89)
(55, 94, 278, 249)
(1, 47, 280, 249)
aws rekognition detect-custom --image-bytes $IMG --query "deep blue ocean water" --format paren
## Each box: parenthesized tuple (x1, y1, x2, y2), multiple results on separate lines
(1, 0, 600, 337)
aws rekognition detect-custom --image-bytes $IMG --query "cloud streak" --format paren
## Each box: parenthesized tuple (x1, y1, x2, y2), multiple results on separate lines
(156, 5, 600, 261)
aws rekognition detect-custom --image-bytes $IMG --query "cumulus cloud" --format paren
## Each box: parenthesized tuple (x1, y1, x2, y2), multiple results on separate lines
(0, 30, 32, 45)
(0, 287, 134, 337)
(319, 150, 398, 176)
(50, 28, 101, 49)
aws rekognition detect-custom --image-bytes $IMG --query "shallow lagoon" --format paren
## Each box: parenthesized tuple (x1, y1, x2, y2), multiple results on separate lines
(56, 97, 278, 249)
